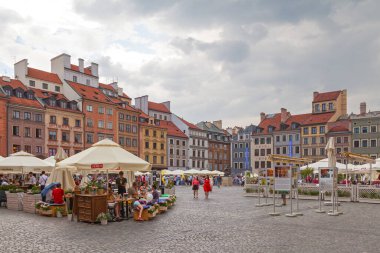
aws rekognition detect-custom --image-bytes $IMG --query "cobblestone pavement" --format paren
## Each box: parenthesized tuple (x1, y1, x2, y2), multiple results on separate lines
(0, 186, 379, 253)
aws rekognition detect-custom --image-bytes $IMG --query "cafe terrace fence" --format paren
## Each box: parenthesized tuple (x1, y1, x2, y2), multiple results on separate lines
(244, 184, 380, 204)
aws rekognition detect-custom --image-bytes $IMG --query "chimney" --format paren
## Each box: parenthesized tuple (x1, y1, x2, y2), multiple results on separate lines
(280, 108, 288, 123)
(90, 62, 98, 77)
(313, 91, 319, 99)
(2, 76, 11, 82)
(360, 102, 367, 115)
(260, 112, 266, 121)
(213, 120, 222, 129)
(14, 59, 28, 80)
(78, 58, 84, 73)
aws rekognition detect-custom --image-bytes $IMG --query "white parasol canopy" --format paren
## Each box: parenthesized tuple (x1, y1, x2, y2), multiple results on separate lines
(44, 156, 56, 166)
(0, 155, 4, 160)
(57, 139, 151, 172)
(46, 166, 76, 191)
(0, 151, 54, 173)
(300, 158, 355, 173)
(184, 169, 201, 175)
(199, 169, 212, 175)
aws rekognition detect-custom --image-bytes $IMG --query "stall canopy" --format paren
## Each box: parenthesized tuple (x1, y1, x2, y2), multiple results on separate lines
(0, 151, 54, 174)
(184, 169, 201, 175)
(57, 139, 151, 172)
(300, 159, 355, 173)
(44, 156, 56, 166)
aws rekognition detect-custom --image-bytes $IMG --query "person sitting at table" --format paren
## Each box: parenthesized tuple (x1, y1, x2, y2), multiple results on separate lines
(52, 183, 64, 204)
(107, 185, 121, 221)
(151, 185, 159, 204)
(128, 182, 139, 198)
(133, 199, 144, 221)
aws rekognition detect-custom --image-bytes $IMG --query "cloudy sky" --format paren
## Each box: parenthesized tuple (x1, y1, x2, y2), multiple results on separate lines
(1, 0, 380, 127)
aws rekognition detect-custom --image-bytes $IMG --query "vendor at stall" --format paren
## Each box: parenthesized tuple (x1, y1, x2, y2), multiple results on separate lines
(52, 183, 64, 204)
(116, 171, 127, 196)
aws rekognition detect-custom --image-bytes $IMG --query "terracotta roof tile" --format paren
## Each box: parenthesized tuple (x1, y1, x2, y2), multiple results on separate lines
(160, 120, 188, 138)
(148, 101, 170, 113)
(31, 88, 67, 100)
(0, 78, 27, 91)
(27, 67, 62, 84)
(179, 118, 200, 130)
(302, 112, 335, 125)
(8, 97, 43, 109)
(69, 64, 94, 76)
(66, 80, 114, 104)
(99, 83, 115, 91)
(111, 97, 138, 112)
(328, 125, 349, 133)
(313, 91, 341, 103)
(255, 113, 282, 135)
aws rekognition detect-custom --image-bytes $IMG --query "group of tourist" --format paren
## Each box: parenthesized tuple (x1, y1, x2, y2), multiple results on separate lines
(0, 171, 49, 190)
(191, 175, 212, 199)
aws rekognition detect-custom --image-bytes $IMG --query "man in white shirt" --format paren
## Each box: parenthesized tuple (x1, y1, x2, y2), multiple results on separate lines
(28, 172, 37, 186)
(38, 171, 48, 190)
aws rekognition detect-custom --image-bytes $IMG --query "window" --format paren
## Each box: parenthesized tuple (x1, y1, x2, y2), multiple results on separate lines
(86, 105, 93, 112)
(267, 149, 271, 155)
(161, 143, 164, 150)
(282, 135, 286, 142)
(322, 103, 326, 112)
(182, 160, 186, 167)
(170, 159, 173, 166)
(107, 122, 113, 129)
(260, 161, 265, 168)
(126, 124, 131, 132)
(145, 155, 149, 162)
(266, 162, 271, 168)
(132, 125, 137, 133)
(266, 137, 271, 144)
(75, 119, 81, 127)
(98, 120, 104, 128)
(119, 137, 125, 145)
(320, 137, 325, 144)
(328, 103, 334, 111)
(371, 126, 377, 133)
(119, 123, 124, 132)
(153, 143, 157, 149)
(63, 117, 69, 126)
(107, 108, 113, 115)
(353, 140, 360, 148)
(312, 148, 317, 156)
(289, 135, 293, 142)
(311, 127, 317, 134)
(29, 80, 35, 87)
(312, 137, 316, 144)
(132, 139, 137, 147)
(320, 126, 325, 134)
(260, 149, 265, 156)
(303, 138, 308, 145)
(24, 112, 31, 120)
(353, 127, 360, 134)
(153, 156, 157, 164)
(161, 156, 164, 165)
(282, 147, 287, 155)
(62, 132, 70, 142)
(49, 131, 57, 141)
(42, 83, 48, 89)
(370, 139, 377, 147)
(12, 126, 19, 136)
(36, 146, 42, 154)
(145, 129, 149, 136)
(86, 79, 90, 85)
(50, 99, 56, 107)
(55, 86, 60, 92)
(362, 140, 368, 148)
(49, 115, 56, 124)
(16, 91, 23, 98)
(255, 161, 259, 169)
(362, 126, 368, 134)
(337, 137, 342, 144)
(86, 118, 93, 127)
(35, 114, 42, 122)
(276, 147, 280, 154)
(12, 144, 21, 153)
(344, 137, 348, 143)
(182, 149, 185, 156)
(35, 128, 42, 138)
(260, 138, 265, 144)
(320, 148, 325, 156)
(98, 106, 105, 114)
(145, 142, 149, 149)
(276, 136, 280, 142)
(295, 146, 300, 154)
(86, 133, 94, 144)
(153, 130, 157, 137)
(74, 133, 82, 143)
(295, 134, 300, 141)
(13, 111, 20, 119)
(303, 128, 309, 135)
(315, 104, 320, 112)
(132, 116, 137, 122)
(254, 149, 259, 156)
(304, 149, 309, 156)
(73, 76, 77, 82)
(48, 148, 57, 156)
(24, 127, 31, 137)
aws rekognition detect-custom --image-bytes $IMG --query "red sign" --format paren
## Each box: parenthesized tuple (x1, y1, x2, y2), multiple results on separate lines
(91, 164, 103, 169)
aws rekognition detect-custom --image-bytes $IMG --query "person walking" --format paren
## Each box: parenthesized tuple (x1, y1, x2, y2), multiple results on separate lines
(38, 171, 48, 191)
(203, 176, 212, 199)
(192, 176, 200, 199)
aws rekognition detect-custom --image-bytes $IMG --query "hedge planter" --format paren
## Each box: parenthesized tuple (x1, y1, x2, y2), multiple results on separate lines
(23, 194, 42, 214)
(6, 192, 23, 211)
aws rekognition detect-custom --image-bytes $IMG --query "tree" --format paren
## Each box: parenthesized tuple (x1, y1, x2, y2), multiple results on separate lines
(300, 168, 314, 179)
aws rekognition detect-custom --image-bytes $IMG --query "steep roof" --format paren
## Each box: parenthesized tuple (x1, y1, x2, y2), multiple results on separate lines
(255, 113, 282, 135)
(66, 80, 114, 104)
(197, 121, 225, 134)
(27, 67, 62, 84)
(328, 125, 349, 133)
(99, 83, 114, 91)
(31, 88, 67, 101)
(148, 101, 170, 113)
(302, 112, 335, 126)
(109, 96, 138, 112)
(160, 120, 188, 138)
(69, 64, 94, 76)
(313, 91, 341, 103)
(0, 78, 43, 109)
(179, 117, 200, 130)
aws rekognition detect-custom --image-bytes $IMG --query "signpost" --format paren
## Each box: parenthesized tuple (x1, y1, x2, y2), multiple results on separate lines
(269, 166, 290, 216)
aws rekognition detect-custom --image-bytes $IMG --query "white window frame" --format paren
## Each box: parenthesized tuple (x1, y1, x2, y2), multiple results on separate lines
(370, 125, 377, 133)
(86, 105, 93, 112)
(362, 126, 369, 134)
(361, 139, 369, 148)
(370, 139, 377, 148)
(353, 139, 360, 148)
(353, 127, 360, 134)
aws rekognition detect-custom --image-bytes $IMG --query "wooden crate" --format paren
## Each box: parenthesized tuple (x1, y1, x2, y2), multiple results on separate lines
(23, 194, 41, 214)
(133, 209, 149, 221)
(6, 192, 23, 211)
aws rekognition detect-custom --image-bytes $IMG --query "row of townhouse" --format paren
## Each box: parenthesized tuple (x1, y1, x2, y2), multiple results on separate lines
(0, 53, 233, 174)
(230, 90, 380, 176)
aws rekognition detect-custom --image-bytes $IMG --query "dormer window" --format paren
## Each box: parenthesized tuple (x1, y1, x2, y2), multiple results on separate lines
(73, 76, 77, 82)
(16, 91, 23, 98)
(4, 88, 11, 96)
(329, 102, 334, 111)
(27, 93, 33, 100)
(50, 99, 56, 106)
(291, 123, 297, 130)
(61, 101, 67, 109)
(268, 126, 274, 133)
(86, 79, 90, 85)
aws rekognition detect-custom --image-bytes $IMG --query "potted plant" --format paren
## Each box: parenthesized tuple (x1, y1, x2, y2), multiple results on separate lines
(64, 189, 73, 198)
(56, 207, 64, 218)
(159, 202, 168, 212)
(31, 186, 41, 195)
(67, 210, 73, 221)
(147, 206, 156, 218)
(96, 212, 111, 225)
(80, 186, 86, 194)
(96, 181, 105, 195)
(40, 204, 52, 216)
(35, 201, 43, 214)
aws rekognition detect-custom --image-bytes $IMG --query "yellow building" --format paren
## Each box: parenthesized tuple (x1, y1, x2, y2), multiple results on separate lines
(138, 111, 167, 170)
(301, 90, 347, 162)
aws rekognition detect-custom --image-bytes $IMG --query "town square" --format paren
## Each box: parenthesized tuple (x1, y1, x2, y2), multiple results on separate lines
(1, 1, 380, 252)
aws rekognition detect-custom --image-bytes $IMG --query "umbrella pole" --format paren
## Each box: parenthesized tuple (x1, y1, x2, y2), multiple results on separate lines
(346, 161, 348, 187)
(107, 169, 109, 192)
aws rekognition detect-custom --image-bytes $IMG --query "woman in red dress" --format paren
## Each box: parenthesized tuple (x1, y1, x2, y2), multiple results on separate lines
(203, 176, 212, 199)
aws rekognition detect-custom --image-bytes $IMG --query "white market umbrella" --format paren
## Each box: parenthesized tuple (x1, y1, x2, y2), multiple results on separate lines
(300, 158, 352, 173)
(55, 147, 68, 162)
(44, 156, 56, 166)
(0, 155, 4, 160)
(172, 170, 184, 176)
(46, 166, 76, 191)
(200, 169, 212, 175)
(0, 151, 54, 174)
(184, 169, 201, 175)
(57, 139, 151, 172)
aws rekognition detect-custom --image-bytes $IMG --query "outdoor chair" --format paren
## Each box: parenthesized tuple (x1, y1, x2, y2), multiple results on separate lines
(0, 191, 7, 207)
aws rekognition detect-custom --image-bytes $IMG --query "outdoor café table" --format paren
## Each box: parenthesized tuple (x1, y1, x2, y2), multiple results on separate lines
(119, 197, 134, 219)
